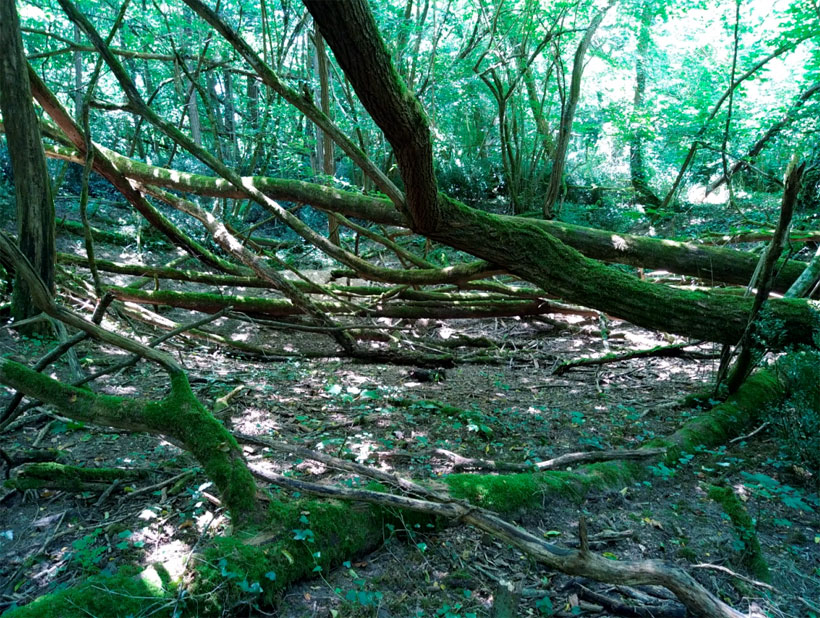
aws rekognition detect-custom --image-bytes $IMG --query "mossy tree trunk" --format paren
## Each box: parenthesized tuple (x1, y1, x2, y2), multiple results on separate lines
(40, 140, 812, 293)
(305, 0, 820, 350)
(22, 0, 820, 352)
(0, 360, 262, 526)
(0, 2, 56, 330)
(0, 234, 263, 528)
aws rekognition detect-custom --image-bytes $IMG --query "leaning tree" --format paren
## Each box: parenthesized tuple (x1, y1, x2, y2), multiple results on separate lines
(1, 0, 818, 616)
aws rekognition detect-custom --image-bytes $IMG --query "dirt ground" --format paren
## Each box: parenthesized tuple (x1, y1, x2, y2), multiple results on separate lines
(0, 233, 818, 617)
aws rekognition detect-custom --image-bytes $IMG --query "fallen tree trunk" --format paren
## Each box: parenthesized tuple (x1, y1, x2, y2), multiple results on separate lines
(39, 141, 808, 293)
(109, 286, 571, 319)
(431, 198, 819, 346)
(299, 0, 819, 350)
(0, 233, 262, 525)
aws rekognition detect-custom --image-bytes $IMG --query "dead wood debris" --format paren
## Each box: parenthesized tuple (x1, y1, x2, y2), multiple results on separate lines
(240, 432, 746, 618)
(433, 446, 666, 473)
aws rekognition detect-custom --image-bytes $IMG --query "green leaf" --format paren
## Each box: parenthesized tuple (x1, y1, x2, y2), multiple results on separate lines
(535, 595, 554, 616)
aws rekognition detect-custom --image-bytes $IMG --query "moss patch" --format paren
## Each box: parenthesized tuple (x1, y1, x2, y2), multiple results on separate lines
(648, 370, 782, 463)
(191, 495, 413, 613)
(3, 565, 175, 618)
(446, 462, 634, 512)
(708, 484, 770, 582)
(5, 462, 150, 491)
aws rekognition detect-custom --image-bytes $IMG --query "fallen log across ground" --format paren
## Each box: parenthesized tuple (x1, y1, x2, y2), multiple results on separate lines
(107, 286, 583, 320)
(41, 140, 809, 293)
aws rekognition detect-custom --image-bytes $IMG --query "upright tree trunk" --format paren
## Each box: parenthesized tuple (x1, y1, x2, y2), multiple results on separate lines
(314, 29, 340, 244)
(629, 2, 661, 208)
(307, 0, 440, 233)
(223, 68, 238, 163)
(205, 70, 227, 161)
(182, 14, 203, 148)
(0, 1, 56, 330)
(543, 2, 613, 218)
(518, 45, 554, 159)
(73, 24, 84, 118)
(247, 75, 259, 134)
(187, 89, 202, 147)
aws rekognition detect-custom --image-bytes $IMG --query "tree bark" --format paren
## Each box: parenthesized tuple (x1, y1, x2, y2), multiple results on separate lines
(305, 0, 819, 349)
(0, 2, 56, 329)
(305, 0, 439, 232)
(314, 28, 340, 244)
(37, 139, 812, 294)
(629, 2, 661, 208)
(542, 2, 613, 217)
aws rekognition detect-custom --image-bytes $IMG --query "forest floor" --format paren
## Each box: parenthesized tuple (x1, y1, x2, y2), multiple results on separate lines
(0, 229, 819, 617)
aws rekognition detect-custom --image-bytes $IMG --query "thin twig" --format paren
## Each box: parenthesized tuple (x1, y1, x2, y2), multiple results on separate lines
(691, 563, 776, 591)
(729, 422, 770, 444)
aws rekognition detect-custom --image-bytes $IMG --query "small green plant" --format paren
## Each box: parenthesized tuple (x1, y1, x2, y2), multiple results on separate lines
(293, 514, 315, 542)
(535, 595, 555, 615)
(334, 561, 384, 609)
(433, 602, 476, 618)
(70, 529, 105, 574)
(648, 462, 675, 479)
(741, 472, 818, 512)
(770, 350, 820, 479)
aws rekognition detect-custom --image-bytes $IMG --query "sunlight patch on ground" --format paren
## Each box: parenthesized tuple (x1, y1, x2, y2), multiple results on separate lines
(138, 508, 158, 521)
(142, 545, 190, 584)
(621, 331, 674, 348)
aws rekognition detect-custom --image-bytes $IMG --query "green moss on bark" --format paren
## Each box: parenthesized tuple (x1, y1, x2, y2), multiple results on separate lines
(194, 498, 389, 611)
(708, 484, 770, 582)
(3, 496, 396, 617)
(0, 360, 260, 525)
(445, 462, 635, 512)
(5, 462, 150, 491)
(143, 373, 259, 520)
(648, 371, 782, 463)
